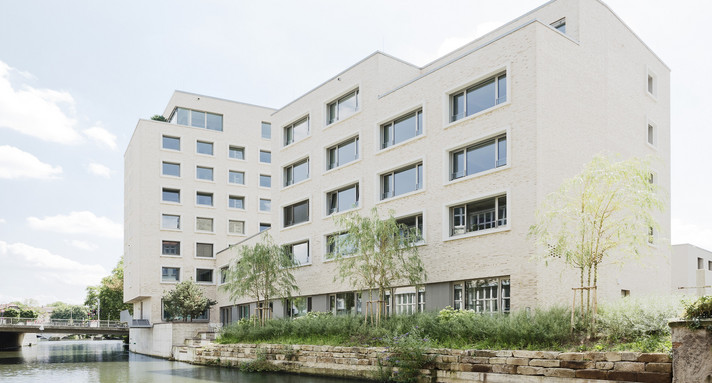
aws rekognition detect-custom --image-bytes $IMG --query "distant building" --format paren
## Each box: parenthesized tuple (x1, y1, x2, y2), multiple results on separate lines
(672, 244, 712, 296)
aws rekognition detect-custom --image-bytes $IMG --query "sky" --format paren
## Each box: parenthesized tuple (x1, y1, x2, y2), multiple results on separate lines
(0, 0, 710, 306)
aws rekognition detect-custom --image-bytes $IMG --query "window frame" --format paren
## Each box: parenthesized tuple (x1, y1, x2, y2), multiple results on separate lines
(283, 157, 310, 187)
(261, 122, 271, 139)
(646, 119, 657, 149)
(228, 145, 245, 160)
(228, 170, 245, 185)
(195, 217, 214, 233)
(169, 107, 223, 131)
(259, 174, 271, 188)
(550, 17, 566, 33)
(196, 166, 214, 181)
(283, 199, 310, 228)
(326, 135, 359, 171)
(162, 135, 180, 151)
(259, 198, 271, 212)
(161, 240, 181, 257)
(446, 193, 508, 239)
(161, 266, 181, 283)
(195, 242, 214, 259)
(162, 161, 181, 177)
(196, 140, 214, 156)
(283, 116, 310, 146)
(449, 134, 507, 181)
(284, 240, 311, 266)
(161, 188, 181, 204)
(380, 109, 424, 150)
(196, 191, 214, 207)
(447, 69, 508, 124)
(228, 195, 245, 210)
(195, 268, 215, 284)
(379, 161, 424, 201)
(259, 150, 271, 164)
(228, 219, 246, 235)
(646, 67, 658, 99)
(326, 182, 360, 216)
(161, 214, 181, 231)
(326, 88, 359, 126)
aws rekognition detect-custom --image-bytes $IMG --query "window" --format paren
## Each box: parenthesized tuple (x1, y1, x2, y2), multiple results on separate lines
(229, 146, 245, 160)
(284, 117, 309, 146)
(259, 174, 271, 188)
(196, 166, 213, 181)
(381, 163, 423, 200)
(329, 292, 356, 315)
(453, 283, 463, 310)
(162, 240, 180, 256)
(259, 223, 271, 232)
(162, 267, 180, 282)
(261, 122, 271, 139)
(286, 241, 310, 265)
(698, 257, 704, 270)
(621, 289, 630, 297)
(647, 71, 657, 96)
(162, 136, 180, 151)
(395, 292, 417, 315)
(450, 73, 506, 122)
(451, 195, 507, 236)
(228, 220, 245, 235)
(457, 277, 510, 313)
(286, 297, 311, 318)
(326, 232, 355, 258)
(397, 214, 423, 243)
(161, 214, 180, 230)
(327, 89, 359, 125)
(162, 188, 180, 203)
(648, 226, 655, 244)
(551, 18, 566, 33)
(162, 162, 180, 177)
(196, 217, 214, 232)
(259, 199, 271, 212)
(238, 304, 250, 320)
(284, 200, 309, 227)
(171, 107, 223, 131)
(284, 158, 309, 186)
(259, 150, 271, 163)
(196, 192, 213, 206)
(708, 261, 712, 272)
(647, 124, 656, 146)
(450, 134, 507, 180)
(196, 268, 214, 283)
(381, 110, 423, 149)
(229, 195, 245, 209)
(196, 243, 214, 258)
(197, 141, 213, 155)
(219, 266, 229, 284)
(228, 170, 245, 185)
(327, 137, 358, 170)
(163, 301, 208, 321)
(327, 184, 359, 215)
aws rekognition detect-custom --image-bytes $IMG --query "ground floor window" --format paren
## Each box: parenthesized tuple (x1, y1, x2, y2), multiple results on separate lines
(394, 287, 425, 315)
(220, 306, 231, 326)
(329, 292, 356, 315)
(286, 297, 312, 318)
(238, 304, 250, 320)
(454, 277, 510, 313)
(162, 300, 209, 322)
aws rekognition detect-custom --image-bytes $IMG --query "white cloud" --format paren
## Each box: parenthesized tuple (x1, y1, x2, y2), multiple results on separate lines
(0, 218, 5, 224)
(87, 162, 111, 178)
(0, 241, 105, 286)
(672, 218, 712, 252)
(0, 61, 83, 144)
(66, 240, 98, 251)
(27, 211, 123, 239)
(83, 125, 117, 150)
(0, 145, 62, 179)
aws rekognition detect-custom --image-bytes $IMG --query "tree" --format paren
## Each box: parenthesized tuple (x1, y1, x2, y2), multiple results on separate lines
(3, 308, 19, 318)
(529, 155, 664, 326)
(84, 257, 132, 320)
(19, 309, 37, 319)
(330, 208, 426, 324)
(151, 114, 167, 121)
(162, 279, 216, 322)
(50, 303, 88, 320)
(221, 233, 298, 326)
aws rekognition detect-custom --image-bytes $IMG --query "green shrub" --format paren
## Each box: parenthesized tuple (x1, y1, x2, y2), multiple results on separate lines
(379, 330, 434, 383)
(682, 295, 712, 320)
(596, 296, 682, 341)
(3, 308, 19, 318)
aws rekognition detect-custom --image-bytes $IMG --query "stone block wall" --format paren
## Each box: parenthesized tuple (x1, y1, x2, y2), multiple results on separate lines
(670, 319, 712, 383)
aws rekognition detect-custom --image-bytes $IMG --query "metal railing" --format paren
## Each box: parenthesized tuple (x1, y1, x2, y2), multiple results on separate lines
(0, 317, 128, 328)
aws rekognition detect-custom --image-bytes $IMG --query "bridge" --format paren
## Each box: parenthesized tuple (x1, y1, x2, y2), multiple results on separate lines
(0, 317, 129, 349)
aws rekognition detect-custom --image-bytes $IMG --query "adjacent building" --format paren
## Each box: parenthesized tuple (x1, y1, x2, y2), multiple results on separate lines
(672, 244, 712, 296)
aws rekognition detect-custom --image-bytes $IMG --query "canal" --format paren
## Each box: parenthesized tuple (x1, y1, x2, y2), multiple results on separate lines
(0, 340, 366, 382)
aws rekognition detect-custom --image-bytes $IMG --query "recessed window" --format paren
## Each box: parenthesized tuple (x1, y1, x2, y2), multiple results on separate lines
(197, 141, 214, 155)
(259, 150, 271, 163)
(458, 278, 510, 313)
(162, 136, 180, 151)
(381, 110, 423, 149)
(327, 137, 359, 170)
(196, 192, 213, 206)
(647, 71, 657, 97)
(284, 200, 309, 227)
(162, 240, 180, 256)
(327, 184, 359, 215)
(259, 223, 271, 232)
(648, 226, 655, 244)
(229, 170, 245, 185)
(284, 117, 309, 146)
(621, 289, 630, 297)
(326, 232, 355, 258)
(647, 123, 656, 146)
(698, 257, 704, 270)
(229, 220, 245, 235)
(162, 188, 180, 203)
(286, 241, 310, 265)
(229, 146, 245, 160)
(196, 268, 214, 283)
(327, 89, 359, 125)
(259, 174, 271, 188)
(450, 195, 507, 236)
(162, 162, 180, 177)
(196, 243, 214, 258)
(171, 107, 223, 131)
(450, 73, 506, 122)
(161, 214, 180, 230)
(196, 166, 214, 181)
(162, 267, 180, 282)
(262, 122, 271, 139)
(381, 163, 423, 200)
(259, 199, 271, 212)
(229, 195, 245, 209)
(708, 261, 712, 272)
(284, 158, 309, 186)
(196, 217, 214, 232)
(450, 134, 507, 180)
(550, 18, 566, 33)
(397, 214, 424, 243)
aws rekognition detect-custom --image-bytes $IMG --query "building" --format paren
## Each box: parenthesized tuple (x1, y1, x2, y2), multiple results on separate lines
(125, 0, 670, 356)
(671, 244, 712, 296)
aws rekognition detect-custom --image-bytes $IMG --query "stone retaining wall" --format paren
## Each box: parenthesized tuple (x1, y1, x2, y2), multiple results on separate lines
(174, 343, 671, 382)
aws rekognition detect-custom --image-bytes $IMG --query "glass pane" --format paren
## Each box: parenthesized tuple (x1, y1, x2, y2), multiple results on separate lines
(417, 111, 423, 135)
(497, 137, 507, 167)
(197, 193, 213, 206)
(260, 175, 271, 187)
(196, 218, 213, 231)
(162, 267, 179, 282)
(162, 215, 180, 229)
(497, 75, 507, 104)
(162, 136, 180, 150)
(293, 160, 309, 183)
(337, 139, 357, 166)
(196, 269, 213, 282)
(176, 108, 189, 125)
(163, 162, 180, 176)
(261, 122, 271, 139)
(191, 110, 206, 129)
(337, 91, 358, 120)
(452, 151, 465, 179)
(206, 113, 223, 131)
(338, 186, 357, 212)
(260, 199, 271, 211)
(328, 148, 337, 170)
(229, 171, 244, 184)
(229, 220, 244, 234)
(260, 151, 271, 163)
(162, 189, 179, 203)
(394, 166, 417, 196)
(291, 242, 309, 265)
(229, 146, 244, 159)
(229, 197, 244, 209)
(197, 141, 213, 155)
(293, 119, 309, 142)
(451, 93, 464, 121)
(382, 124, 392, 148)
(466, 79, 496, 116)
(328, 103, 337, 124)
(293, 201, 309, 224)
(466, 140, 496, 175)
(382, 174, 392, 199)
(196, 167, 213, 180)
(197, 243, 213, 257)
(393, 112, 417, 145)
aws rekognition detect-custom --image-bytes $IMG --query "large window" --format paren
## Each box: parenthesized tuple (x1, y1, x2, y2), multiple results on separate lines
(162, 267, 180, 282)
(229, 146, 244, 160)
(326, 232, 355, 258)
(286, 241, 310, 265)
(229, 195, 245, 209)
(286, 297, 311, 318)
(381, 163, 423, 200)
(259, 174, 271, 188)
(161, 214, 180, 230)
(327, 89, 359, 125)
(397, 214, 423, 243)
(228, 220, 245, 235)
(196, 268, 214, 283)
(284, 158, 309, 186)
(459, 278, 510, 313)
(450, 73, 507, 122)
(259, 199, 271, 212)
(196, 166, 214, 181)
(219, 266, 229, 285)
(450, 135, 507, 180)
(259, 150, 271, 163)
(394, 288, 425, 315)
(381, 110, 423, 149)
(450, 195, 507, 236)
(284, 117, 309, 146)
(327, 137, 358, 170)
(162, 136, 180, 151)
(171, 107, 223, 131)
(196, 217, 214, 232)
(327, 183, 359, 215)
(197, 141, 214, 155)
(196, 192, 213, 206)
(162, 240, 180, 256)
(284, 200, 309, 227)
(196, 243, 214, 258)
(261, 122, 271, 139)
(162, 162, 180, 177)
(162, 188, 180, 203)
(329, 292, 356, 315)
(228, 170, 245, 185)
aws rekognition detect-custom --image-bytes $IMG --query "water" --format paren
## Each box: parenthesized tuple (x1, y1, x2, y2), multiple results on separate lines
(0, 340, 364, 383)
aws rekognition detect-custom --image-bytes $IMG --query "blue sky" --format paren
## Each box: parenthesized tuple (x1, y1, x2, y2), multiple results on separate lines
(0, 0, 710, 305)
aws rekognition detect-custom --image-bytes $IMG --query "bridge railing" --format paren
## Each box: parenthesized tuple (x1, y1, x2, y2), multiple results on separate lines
(0, 317, 128, 328)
